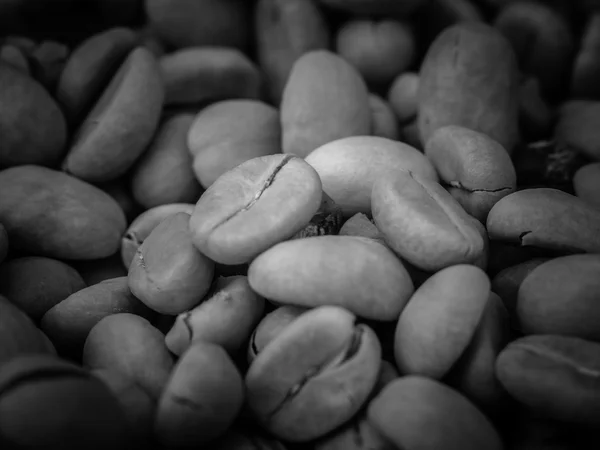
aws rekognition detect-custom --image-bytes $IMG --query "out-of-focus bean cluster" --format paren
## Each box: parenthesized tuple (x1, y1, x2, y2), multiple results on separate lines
(0, 0, 600, 449)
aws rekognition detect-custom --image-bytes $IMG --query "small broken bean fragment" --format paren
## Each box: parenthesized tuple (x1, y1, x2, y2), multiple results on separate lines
(339, 213, 385, 243)
(512, 140, 589, 193)
(291, 191, 343, 240)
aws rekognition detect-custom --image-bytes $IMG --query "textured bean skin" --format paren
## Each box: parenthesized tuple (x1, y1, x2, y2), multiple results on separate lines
(424, 125, 517, 222)
(83, 314, 174, 400)
(555, 101, 600, 161)
(0, 63, 67, 169)
(155, 342, 244, 447)
(0, 355, 131, 449)
(306, 136, 438, 218)
(249, 236, 414, 321)
(128, 212, 214, 315)
(160, 47, 261, 106)
(166, 276, 265, 357)
(131, 114, 202, 209)
(0, 257, 86, 323)
(0, 295, 56, 365)
(41, 277, 154, 358)
(121, 203, 195, 268)
(336, 19, 416, 87)
(494, 1, 575, 98)
(419, 23, 520, 152)
(245, 306, 382, 442)
(146, 0, 251, 50)
(487, 188, 600, 253)
(2, 2, 599, 446)
(0, 165, 126, 260)
(255, 0, 331, 104)
(190, 154, 323, 265)
(188, 100, 281, 189)
(56, 27, 138, 125)
(367, 376, 504, 450)
(372, 171, 488, 272)
(573, 162, 600, 209)
(281, 50, 371, 159)
(516, 254, 600, 340)
(496, 335, 600, 424)
(394, 265, 490, 379)
(62, 47, 164, 183)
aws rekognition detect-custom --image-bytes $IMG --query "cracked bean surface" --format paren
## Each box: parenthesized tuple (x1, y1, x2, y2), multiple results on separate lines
(496, 335, 600, 424)
(245, 306, 381, 442)
(128, 212, 214, 315)
(120, 203, 195, 268)
(425, 125, 517, 222)
(486, 188, 600, 253)
(372, 170, 488, 272)
(190, 154, 323, 265)
(165, 275, 264, 356)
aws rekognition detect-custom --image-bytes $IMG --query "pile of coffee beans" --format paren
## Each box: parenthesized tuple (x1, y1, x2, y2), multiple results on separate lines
(1, 0, 599, 448)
